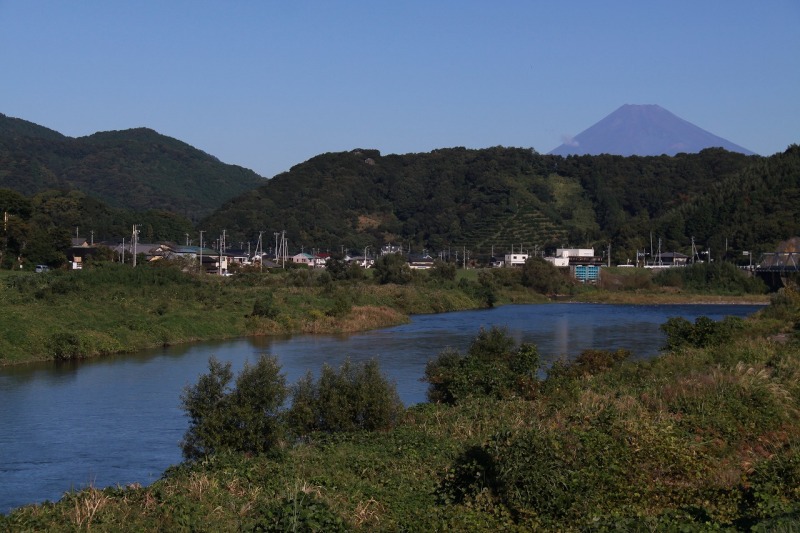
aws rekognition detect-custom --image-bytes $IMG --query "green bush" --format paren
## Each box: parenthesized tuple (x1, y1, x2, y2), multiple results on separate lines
(445, 424, 635, 523)
(424, 327, 540, 404)
(48, 332, 91, 360)
(661, 315, 745, 350)
(521, 257, 568, 294)
(761, 287, 800, 322)
(251, 292, 280, 319)
(287, 358, 404, 435)
(325, 294, 352, 318)
(545, 348, 631, 381)
(252, 493, 348, 532)
(654, 261, 767, 294)
(430, 259, 457, 282)
(180, 355, 288, 460)
(373, 253, 412, 285)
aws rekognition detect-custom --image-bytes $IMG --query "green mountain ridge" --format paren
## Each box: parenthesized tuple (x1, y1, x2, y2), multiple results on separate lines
(0, 114, 266, 220)
(201, 145, 798, 262)
(3, 112, 798, 264)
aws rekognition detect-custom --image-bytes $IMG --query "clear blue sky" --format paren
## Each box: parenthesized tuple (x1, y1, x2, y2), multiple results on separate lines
(2, 1, 798, 178)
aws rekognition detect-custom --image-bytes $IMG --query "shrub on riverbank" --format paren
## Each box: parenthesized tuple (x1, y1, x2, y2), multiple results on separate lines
(181, 355, 287, 460)
(424, 326, 540, 404)
(288, 358, 404, 434)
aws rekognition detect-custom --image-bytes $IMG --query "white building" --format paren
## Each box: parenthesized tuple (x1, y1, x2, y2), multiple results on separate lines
(544, 249, 570, 267)
(556, 248, 595, 259)
(504, 252, 529, 267)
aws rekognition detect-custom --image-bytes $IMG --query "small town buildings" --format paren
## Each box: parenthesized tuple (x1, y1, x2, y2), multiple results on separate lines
(543, 247, 603, 283)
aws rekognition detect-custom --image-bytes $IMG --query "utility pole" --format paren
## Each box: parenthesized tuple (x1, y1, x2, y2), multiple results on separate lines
(131, 224, 140, 267)
(607, 242, 611, 267)
(199, 231, 205, 273)
(121, 237, 125, 264)
(185, 233, 189, 246)
(90, 230, 94, 246)
(256, 231, 263, 272)
(218, 233, 223, 275)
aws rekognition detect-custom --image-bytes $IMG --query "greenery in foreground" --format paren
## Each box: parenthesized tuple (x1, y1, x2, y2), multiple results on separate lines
(3, 286, 799, 530)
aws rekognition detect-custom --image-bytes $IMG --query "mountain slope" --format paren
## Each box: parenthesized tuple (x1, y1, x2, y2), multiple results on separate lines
(0, 114, 266, 220)
(549, 104, 755, 157)
(201, 146, 763, 259)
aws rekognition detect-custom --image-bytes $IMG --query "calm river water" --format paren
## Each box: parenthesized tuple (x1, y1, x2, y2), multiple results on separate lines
(0, 303, 763, 513)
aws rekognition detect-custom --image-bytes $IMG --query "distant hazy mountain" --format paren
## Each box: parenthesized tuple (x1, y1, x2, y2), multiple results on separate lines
(549, 104, 755, 157)
(0, 113, 266, 220)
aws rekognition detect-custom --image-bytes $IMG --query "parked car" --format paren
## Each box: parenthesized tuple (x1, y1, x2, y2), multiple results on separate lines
(35, 265, 49, 273)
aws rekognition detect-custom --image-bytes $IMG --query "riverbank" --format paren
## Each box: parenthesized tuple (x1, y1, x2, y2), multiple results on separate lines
(0, 264, 769, 366)
(2, 288, 798, 529)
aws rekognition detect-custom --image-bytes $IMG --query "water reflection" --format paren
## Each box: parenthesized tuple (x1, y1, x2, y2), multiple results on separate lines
(0, 303, 762, 513)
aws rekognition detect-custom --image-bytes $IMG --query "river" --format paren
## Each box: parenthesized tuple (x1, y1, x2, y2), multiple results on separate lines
(0, 303, 763, 513)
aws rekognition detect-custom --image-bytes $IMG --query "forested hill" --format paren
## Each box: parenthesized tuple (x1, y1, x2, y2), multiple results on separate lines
(200, 145, 798, 261)
(0, 114, 266, 221)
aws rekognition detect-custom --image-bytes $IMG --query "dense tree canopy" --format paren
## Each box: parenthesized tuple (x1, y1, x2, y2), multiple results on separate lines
(201, 145, 797, 263)
(0, 115, 265, 220)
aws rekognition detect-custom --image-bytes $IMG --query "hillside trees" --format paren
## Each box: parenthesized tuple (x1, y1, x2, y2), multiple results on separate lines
(201, 146, 773, 264)
(0, 188, 195, 268)
(0, 116, 265, 218)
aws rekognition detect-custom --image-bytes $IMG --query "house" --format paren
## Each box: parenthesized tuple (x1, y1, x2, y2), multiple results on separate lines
(225, 249, 250, 266)
(67, 236, 103, 269)
(407, 253, 435, 270)
(504, 252, 529, 267)
(346, 255, 374, 268)
(312, 252, 331, 268)
(291, 252, 314, 266)
(651, 252, 689, 267)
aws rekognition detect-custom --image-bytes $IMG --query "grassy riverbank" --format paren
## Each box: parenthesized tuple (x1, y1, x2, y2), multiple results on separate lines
(0, 263, 770, 366)
(0, 264, 540, 366)
(2, 285, 798, 530)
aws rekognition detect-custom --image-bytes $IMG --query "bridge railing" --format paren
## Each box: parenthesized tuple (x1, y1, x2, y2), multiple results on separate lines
(756, 252, 800, 272)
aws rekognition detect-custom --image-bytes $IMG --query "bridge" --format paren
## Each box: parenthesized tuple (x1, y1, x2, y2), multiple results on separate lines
(755, 252, 800, 290)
